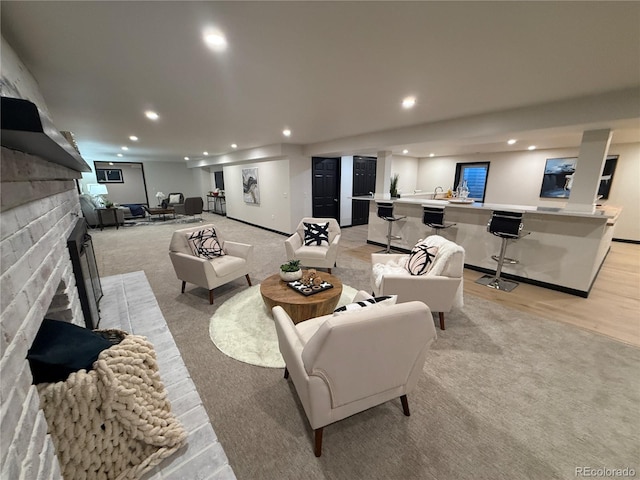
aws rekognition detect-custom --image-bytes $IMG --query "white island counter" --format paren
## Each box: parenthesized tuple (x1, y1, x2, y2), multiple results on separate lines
(354, 195, 620, 296)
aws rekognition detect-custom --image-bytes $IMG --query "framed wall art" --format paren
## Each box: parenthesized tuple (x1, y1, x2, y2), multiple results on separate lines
(539, 155, 618, 199)
(242, 167, 260, 204)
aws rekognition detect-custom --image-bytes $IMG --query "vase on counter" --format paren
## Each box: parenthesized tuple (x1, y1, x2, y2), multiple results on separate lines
(457, 180, 469, 200)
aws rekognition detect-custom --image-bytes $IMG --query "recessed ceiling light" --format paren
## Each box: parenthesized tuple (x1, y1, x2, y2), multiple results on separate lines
(402, 149, 409, 154)
(507, 139, 517, 145)
(129, 135, 139, 141)
(528, 145, 536, 151)
(402, 96, 416, 109)
(184, 156, 190, 161)
(117, 153, 123, 157)
(231, 144, 238, 149)
(203, 30, 227, 51)
(282, 129, 291, 137)
(429, 153, 435, 157)
(203, 151, 209, 156)
(109, 162, 114, 166)
(145, 110, 159, 121)
(121, 146, 128, 151)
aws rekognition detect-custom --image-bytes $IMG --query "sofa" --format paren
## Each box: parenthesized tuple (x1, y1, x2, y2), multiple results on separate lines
(79, 194, 125, 228)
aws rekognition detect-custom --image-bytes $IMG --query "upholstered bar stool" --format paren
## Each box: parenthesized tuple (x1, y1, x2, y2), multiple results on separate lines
(422, 205, 456, 235)
(475, 210, 525, 292)
(376, 201, 406, 254)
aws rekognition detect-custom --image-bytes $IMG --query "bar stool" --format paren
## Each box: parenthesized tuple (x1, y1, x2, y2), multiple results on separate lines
(422, 205, 456, 235)
(376, 201, 406, 253)
(475, 210, 525, 292)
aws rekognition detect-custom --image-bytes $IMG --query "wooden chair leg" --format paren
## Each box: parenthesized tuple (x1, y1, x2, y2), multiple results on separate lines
(209, 289, 214, 305)
(439, 312, 445, 330)
(327, 268, 332, 274)
(400, 394, 410, 416)
(284, 367, 289, 379)
(314, 428, 324, 457)
(181, 281, 186, 293)
(245, 274, 252, 286)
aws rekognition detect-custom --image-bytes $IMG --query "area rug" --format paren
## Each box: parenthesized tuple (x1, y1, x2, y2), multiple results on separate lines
(209, 284, 359, 368)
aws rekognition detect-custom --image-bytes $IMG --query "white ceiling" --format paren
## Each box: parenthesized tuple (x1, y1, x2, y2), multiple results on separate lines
(1, 1, 639, 163)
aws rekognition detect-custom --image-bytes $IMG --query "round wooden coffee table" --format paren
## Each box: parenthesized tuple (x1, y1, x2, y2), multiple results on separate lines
(260, 271, 343, 324)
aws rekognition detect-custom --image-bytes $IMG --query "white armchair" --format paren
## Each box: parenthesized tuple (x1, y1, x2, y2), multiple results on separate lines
(273, 291, 437, 456)
(169, 224, 253, 304)
(371, 235, 465, 330)
(284, 217, 341, 273)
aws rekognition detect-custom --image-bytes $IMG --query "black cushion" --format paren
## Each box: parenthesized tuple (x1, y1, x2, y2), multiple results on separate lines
(26, 318, 113, 384)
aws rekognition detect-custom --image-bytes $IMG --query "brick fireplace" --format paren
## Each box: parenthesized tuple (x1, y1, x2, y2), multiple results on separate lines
(0, 145, 88, 478)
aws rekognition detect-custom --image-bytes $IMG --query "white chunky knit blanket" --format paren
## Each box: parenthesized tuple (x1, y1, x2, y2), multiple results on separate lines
(37, 334, 187, 480)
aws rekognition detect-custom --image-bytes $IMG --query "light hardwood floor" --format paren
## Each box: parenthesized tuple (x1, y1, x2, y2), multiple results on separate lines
(341, 225, 640, 347)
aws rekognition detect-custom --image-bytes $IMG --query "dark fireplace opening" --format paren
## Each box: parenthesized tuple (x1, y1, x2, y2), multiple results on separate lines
(67, 218, 102, 329)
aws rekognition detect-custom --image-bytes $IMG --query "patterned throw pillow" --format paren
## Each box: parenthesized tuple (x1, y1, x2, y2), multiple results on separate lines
(406, 244, 439, 276)
(303, 222, 330, 246)
(169, 194, 181, 204)
(333, 295, 397, 316)
(186, 228, 225, 259)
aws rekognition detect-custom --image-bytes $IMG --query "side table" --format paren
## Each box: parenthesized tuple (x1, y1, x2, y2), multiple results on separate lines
(96, 208, 121, 230)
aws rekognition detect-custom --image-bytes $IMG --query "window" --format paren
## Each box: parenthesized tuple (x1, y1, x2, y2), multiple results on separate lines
(96, 169, 123, 183)
(454, 162, 490, 202)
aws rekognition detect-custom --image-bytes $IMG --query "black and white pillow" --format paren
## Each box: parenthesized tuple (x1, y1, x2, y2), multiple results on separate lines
(303, 222, 330, 246)
(333, 295, 397, 316)
(186, 227, 225, 259)
(406, 244, 439, 276)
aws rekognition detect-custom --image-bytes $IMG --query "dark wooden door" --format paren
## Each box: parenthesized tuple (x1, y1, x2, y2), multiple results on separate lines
(312, 157, 340, 221)
(352, 156, 377, 225)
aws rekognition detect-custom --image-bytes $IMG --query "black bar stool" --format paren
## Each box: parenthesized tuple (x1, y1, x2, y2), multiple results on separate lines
(475, 210, 525, 292)
(376, 201, 406, 253)
(422, 205, 456, 234)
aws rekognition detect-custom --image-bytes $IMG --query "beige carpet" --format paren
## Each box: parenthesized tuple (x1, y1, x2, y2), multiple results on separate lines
(90, 214, 640, 480)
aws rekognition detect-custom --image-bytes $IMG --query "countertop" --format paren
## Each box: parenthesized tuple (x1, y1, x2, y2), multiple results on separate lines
(351, 195, 620, 220)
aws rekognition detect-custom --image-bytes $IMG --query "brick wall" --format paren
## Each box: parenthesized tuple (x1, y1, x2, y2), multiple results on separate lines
(1, 146, 84, 479)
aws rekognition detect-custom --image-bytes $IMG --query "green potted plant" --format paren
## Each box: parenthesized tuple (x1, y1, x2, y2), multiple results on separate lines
(280, 259, 302, 281)
(390, 174, 400, 198)
(104, 200, 114, 208)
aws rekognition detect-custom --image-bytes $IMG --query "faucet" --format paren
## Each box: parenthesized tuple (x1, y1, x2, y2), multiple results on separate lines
(433, 186, 443, 199)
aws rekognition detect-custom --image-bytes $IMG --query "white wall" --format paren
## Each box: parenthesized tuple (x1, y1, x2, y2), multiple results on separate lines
(391, 156, 419, 196)
(224, 158, 292, 233)
(415, 142, 640, 241)
(91, 162, 147, 204)
(340, 156, 354, 226)
(143, 161, 203, 205)
(288, 155, 313, 230)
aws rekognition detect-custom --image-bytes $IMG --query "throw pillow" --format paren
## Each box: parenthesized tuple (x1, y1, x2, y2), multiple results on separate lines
(303, 222, 330, 246)
(186, 228, 225, 259)
(169, 194, 181, 204)
(333, 295, 397, 316)
(26, 318, 114, 384)
(407, 244, 439, 276)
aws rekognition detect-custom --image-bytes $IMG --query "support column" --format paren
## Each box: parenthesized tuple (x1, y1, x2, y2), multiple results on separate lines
(375, 150, 393, 200)
(565, 129, 612, 213)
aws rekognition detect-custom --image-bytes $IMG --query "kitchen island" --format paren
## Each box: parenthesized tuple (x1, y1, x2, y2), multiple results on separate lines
(356, 195, 620, 296)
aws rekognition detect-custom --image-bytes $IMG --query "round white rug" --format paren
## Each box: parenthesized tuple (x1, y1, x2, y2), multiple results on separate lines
(209, 283, 358, 368)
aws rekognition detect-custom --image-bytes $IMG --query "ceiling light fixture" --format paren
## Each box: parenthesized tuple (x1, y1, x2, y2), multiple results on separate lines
(528, 145, 536, 151)
(129, 135, 139, 141)
(282, 129, 291, 137)
(402, 149, 409, 154)
(507, 139, 517, 145)
(203, 151, 209, 156)
(117, 153, 123, 157)
(231, 144, 238, 149)
(109, 162, 114, 166)
(429, 153, 435, 157)
(203, 30, 227, 51)
(145, 110, 159, 121)
(121, 146, 128, 151)
(402, 96, 416, 109)
(184, 156, 190, 161)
